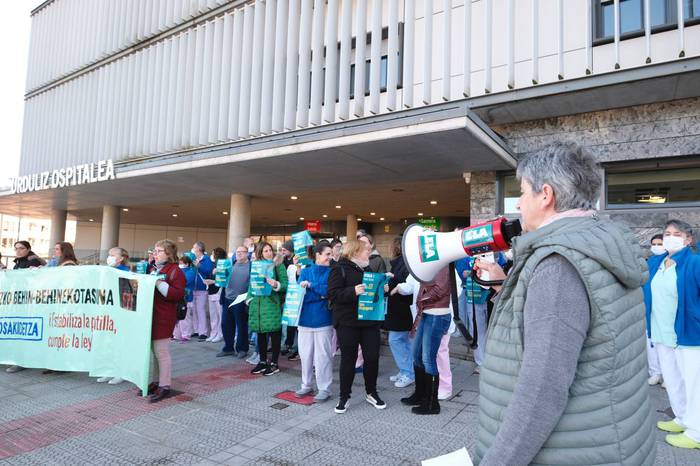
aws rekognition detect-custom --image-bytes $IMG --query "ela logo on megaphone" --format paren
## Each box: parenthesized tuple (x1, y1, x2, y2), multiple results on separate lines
(419, 235, 440, 263)
(462, 225, 493, 247)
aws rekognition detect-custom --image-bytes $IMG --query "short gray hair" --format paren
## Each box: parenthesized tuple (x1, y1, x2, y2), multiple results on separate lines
(193, 241, 206, 253)
(516, 142, 601, 211)
(665, 219, 695, 248)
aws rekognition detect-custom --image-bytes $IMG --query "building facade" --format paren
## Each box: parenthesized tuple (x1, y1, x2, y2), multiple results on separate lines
(2, 0, 699, 259)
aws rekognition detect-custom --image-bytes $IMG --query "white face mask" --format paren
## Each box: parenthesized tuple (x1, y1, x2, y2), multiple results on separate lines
(179, 264, 187, 269)
(662, 235, 685, 254)
(191, 248, 198, 256)
(106, 256, 118, 267)
(504, 249, 514, 261)
(210, 255, 215, 262)
(650, 245, 666, 256)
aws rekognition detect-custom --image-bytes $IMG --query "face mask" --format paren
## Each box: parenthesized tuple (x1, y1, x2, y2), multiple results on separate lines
(179, 264, 187, 269)
(650, 245, 666, 256)
(106, 256, 118, 267)
(662, 235, 685, 253)
(191, 248, 197, 256)
(248, 246, 254, 253)
(504, 249, 514, 261)
(210, 255, 215, 262)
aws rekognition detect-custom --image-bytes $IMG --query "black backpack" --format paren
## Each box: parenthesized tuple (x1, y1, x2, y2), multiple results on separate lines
(166, 265, 188, 320)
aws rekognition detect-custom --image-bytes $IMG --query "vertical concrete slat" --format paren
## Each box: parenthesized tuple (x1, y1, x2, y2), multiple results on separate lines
(338, 0, 353, 119)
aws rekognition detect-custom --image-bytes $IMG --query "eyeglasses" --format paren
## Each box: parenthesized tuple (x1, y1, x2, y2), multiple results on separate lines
(154, 248, 165, 253)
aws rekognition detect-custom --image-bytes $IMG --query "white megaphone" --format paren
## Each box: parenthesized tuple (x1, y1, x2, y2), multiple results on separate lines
(402, 217, 522, 283)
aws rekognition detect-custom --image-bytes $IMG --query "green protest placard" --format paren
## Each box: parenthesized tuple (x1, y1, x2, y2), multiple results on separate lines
(357, 272, 388, 321)
(292, 230, 314, 266)
(281, 283, 306, 327)
(214, 259, 231, 287)
(250, 260, 274, 296)
(0, 266, 156, 395)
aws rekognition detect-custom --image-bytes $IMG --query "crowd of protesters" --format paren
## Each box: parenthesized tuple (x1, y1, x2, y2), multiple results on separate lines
(1, 146, 698, 459)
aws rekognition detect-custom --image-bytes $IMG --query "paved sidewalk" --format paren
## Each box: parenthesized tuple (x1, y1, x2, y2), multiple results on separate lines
(0, 339, 697, 465)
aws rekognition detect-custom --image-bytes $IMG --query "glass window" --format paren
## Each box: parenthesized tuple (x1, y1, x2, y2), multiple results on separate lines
(501, 174, 521, 214)
(606, 167, 700, 207)
(686, 0, 700, 19)
(595, 0, 698, 41)
(650, 0, 669, 25)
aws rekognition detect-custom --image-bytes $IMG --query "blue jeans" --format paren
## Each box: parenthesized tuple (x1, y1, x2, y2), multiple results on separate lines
(388, 331, 414, 379)
(413, 313, 452, 376)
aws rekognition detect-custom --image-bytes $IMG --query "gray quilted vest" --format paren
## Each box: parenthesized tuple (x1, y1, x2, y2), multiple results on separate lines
(475, 216, 656, 465)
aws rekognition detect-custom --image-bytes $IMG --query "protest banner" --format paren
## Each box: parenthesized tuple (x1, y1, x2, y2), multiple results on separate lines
(250, 260, 274, 296)
(357, 272, 388, 321)
(281, 283, 306, 327)
(0, 266, 156, 395)
(291, 230, 314, 265)
(214, 259, 231, 287)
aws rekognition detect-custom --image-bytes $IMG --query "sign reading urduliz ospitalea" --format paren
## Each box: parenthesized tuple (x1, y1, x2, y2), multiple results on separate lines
(11, 160, 115, 194)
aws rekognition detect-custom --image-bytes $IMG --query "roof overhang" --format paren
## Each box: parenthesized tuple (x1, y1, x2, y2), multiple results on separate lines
(0, 104, 515, 220)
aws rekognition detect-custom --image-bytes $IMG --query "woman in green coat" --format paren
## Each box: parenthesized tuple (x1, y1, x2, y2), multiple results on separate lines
(248, 241, 288, 376)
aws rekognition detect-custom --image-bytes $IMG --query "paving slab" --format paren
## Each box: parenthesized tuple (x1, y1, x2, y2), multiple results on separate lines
(0, 338, 696, 465)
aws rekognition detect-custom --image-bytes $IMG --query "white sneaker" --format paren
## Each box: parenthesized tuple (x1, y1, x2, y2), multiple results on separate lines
(647, 374, 662, 386)
(246, 353, 260, 365)
(96, 377, 111, 383)
(438, 392, 452, 401)
(211, 336, 223, 343)
(205, 337, 213, 342)
(389, 373, 401, 383)
(108, 377, 124, 385)
(394, 375, 415, 388)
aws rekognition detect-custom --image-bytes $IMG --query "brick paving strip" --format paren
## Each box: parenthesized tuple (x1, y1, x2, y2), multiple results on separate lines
(0, 364, 259, 459)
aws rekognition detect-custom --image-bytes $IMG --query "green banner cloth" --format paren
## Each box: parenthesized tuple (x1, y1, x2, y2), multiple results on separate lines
(0, 266, 156, 395)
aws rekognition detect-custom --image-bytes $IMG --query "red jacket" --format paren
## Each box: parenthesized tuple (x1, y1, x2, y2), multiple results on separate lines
(152, 262, 186, 340)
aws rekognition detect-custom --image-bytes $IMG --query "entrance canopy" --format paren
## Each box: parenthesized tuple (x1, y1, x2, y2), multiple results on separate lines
(0, 103, 515, 227)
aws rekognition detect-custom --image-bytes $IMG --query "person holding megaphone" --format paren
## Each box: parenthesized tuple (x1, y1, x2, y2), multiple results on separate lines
(472, 142, 655, 465)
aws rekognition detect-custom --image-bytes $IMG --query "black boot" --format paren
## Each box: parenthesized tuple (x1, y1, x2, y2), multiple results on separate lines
(401, 366, 426, 406)
(412, 374, 440, 415)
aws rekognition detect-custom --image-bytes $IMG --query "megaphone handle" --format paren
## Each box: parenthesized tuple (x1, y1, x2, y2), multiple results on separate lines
(471, 266, 506, 287)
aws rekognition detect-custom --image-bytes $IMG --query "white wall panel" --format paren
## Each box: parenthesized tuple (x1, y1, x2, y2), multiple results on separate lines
(20, 0, 700, 174)
(261, 0, 278, 134)
(353, 0, 367, 117)
(249, 1, 267, 136)
(272, 0, 289, 132)
(310, 0, 326, 125)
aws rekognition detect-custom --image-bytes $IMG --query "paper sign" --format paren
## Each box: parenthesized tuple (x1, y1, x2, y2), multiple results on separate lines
(282, 284, 306, 327)
(215, 259, 231, 287)
(422, 448, 473, 466)
(292, 230, 314, 266)
(250, 260, 274, 297)
(357, 272, 388, 321)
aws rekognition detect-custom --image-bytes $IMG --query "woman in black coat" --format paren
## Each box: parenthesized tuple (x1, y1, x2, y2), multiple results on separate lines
(328, 239, 386, 414)
(13, 241, 45, 269)
(384, 237, 415, 388)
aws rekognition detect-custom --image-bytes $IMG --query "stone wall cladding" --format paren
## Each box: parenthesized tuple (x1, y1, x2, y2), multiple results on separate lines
(470, 171, 498, 225)
(491, 97, 700, 243)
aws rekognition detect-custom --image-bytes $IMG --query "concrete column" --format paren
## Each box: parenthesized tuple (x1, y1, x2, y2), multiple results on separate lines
(49, 209, 67, 247)
(227, 194, 251, 253)
(346, 214, 358, 239)
(467, 171, 498, 224)
(99, 205, 121, 260)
